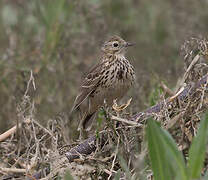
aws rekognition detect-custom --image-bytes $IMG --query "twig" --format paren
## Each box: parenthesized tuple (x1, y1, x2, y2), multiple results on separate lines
(111, 115, 142, 126)
(166, 111, 185, 130)
(24, 70, 36, 97)
(0, 118, 31, 142)
(160, 81, 174, 96)
(0, 167, 26, 173)
(0, 126, 17, 142)
(0, 117, 53, 143)
(169, 86, 185, 101)
(180, 54, 200, 86)
(108, 136, 120, 180)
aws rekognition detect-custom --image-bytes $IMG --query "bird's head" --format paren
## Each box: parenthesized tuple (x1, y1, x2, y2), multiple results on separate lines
(101, 35, 134, 55)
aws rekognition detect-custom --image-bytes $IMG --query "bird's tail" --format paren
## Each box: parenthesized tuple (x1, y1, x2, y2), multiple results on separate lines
(78, 111, 97, 131)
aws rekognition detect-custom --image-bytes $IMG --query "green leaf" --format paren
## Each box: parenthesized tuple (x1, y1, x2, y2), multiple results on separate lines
(147, 119, 188, 180)
(161, 130, 188, 180)
(188, 113, 208, 179)
(147, 119, 171, 180)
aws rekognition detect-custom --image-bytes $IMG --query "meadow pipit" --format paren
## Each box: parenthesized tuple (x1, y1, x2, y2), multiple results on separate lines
(71, 35, 136, 131)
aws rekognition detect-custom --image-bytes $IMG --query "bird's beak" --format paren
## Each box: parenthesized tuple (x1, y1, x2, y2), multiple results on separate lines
(125, 42, 135, 47)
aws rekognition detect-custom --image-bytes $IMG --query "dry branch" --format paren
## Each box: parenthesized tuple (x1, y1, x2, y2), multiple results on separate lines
(65, 133, 107, 162)
(0, 125, 17, 142)
(65, 72, 208, 162)
(0, 167, 26, 174)
(132, 73, 208, 120)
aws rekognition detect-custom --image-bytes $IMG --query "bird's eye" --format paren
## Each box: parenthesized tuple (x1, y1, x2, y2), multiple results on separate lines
(113, 42, 119, 47)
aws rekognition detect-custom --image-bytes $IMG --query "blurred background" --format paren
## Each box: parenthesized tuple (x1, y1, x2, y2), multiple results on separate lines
(0, 0, 208, 137)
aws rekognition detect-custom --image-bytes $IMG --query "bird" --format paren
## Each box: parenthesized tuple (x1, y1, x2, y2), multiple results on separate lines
(71, 35, 136, 132)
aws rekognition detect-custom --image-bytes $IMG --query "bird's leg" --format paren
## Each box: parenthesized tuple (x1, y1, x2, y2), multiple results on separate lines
(112, 98, 132, 128)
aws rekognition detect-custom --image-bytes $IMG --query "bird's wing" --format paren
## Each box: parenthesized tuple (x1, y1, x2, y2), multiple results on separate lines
(71, 62, 104, 113)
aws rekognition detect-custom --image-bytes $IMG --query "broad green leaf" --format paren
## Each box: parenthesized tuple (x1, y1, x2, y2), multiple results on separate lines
(159, 126, 187, 180)
(188, 113, 208, 179)
(147, 119, 172, 180)
(147, 119, 188, 180)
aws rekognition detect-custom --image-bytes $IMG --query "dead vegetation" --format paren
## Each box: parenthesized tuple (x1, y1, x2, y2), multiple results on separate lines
(0, 37, 208, 179)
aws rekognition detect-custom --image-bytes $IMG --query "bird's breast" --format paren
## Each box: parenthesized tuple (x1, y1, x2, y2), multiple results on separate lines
(88, 60, 135, 111)
(101, 58, 135, 87)
(99, 58, 135, 99)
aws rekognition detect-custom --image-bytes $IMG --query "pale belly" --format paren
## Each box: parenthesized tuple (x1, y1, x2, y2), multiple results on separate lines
(88, 81, 132, 113)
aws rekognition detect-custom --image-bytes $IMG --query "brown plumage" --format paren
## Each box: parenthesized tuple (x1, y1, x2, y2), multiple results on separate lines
(71, 35, 136, 131)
